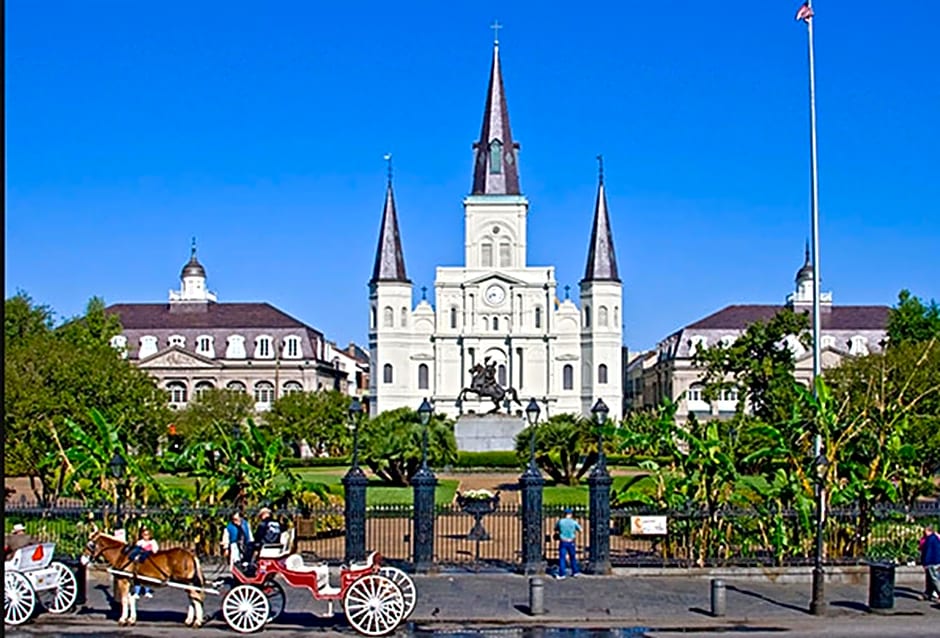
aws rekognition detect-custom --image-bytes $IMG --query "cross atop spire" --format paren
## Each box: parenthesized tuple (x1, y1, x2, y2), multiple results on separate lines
(597, 154, 604, 185)
(564, 285, 570, 300)
(582, 161, 620, 283)
(384, 153, 393, 186)
(421, 286, 427, 301)
(191, 236, 197, 258)
(471, 35, 521, 195)
(490, 20, 502, 44)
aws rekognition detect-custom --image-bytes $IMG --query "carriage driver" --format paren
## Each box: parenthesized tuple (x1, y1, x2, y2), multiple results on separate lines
(5, 523, 37, 560)
(246, 507, 282, 565)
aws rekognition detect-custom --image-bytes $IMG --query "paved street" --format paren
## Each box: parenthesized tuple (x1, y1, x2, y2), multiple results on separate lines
(5, 568, 939, 637)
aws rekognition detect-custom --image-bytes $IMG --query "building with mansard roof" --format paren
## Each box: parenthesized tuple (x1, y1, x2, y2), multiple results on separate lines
(106, 243, 347, 411)
(625, 246, 890, 420)
(368, 39, 624, 420)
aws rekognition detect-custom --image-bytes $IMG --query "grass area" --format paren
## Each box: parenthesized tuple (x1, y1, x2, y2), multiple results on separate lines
(153, 470, 458, 507)
(541, 476, 640, 507)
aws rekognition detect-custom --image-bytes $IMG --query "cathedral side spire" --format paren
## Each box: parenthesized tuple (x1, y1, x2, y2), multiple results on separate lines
(370, 158, 409, 284)
(471, 34, 521, 195)
(582, 156, 620, 283)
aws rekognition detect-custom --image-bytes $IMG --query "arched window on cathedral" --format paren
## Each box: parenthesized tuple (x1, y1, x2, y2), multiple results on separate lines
(400, 307, 408, 328)
(481, 241, 493, 267)
(598, 364, 608, 384)
(483, 316, 489, 331)
(499, 242, 511, 267)
(450, 307, 458, 329)
(383, 306, 393, 328)
(614, 306, 620, 327)
(493, 317, 500, 331)
(418, 363, 429, 390)
(563, 364, 574, 390)
(599, 306, 609, 327)
(489, 140, 503, 174)
(497, 364, 507, 387)
(370, 306, 376, 330)
(535, 306, 542, 329)
(584, 305, 592, 328)
(383, 363, 393, 384)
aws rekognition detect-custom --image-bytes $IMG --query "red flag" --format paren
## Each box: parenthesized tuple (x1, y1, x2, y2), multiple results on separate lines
(795, 2, 814, 22)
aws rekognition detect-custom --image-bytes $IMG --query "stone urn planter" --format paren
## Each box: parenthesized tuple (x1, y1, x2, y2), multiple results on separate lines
(456, 490, 500, 541)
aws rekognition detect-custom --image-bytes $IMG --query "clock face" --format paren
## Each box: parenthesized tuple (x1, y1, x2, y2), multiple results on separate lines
(484, 284, 506, 306)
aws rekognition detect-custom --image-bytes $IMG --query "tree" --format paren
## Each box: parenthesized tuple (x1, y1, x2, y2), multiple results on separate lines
(175, 388, 256, 445)
(515, 413, 611, 486)
(887, 289, 940, 345)
(694, 308, 811, 426)
(5, 293, 171, 505)
(358, 408, 457, 486)
(266, 390, 351, 456)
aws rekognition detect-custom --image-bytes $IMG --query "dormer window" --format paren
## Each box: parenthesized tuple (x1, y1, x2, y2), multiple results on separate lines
(283, 336, 301, 359)
(110, 335, 128, 358)
(849, 335, 869, 356)
(820, 335, 836, 349)
(168, 334, 186, 348)
(489, 140, 503, 174)
(139, 335, 158, 359)
(254, 335, 273, 359)
(226, 335, 246, 359)
(688, 336, 707, 356)
(196, 335, 214, 358)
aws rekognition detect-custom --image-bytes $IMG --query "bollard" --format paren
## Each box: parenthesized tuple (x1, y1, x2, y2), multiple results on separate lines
(710, 579, 726, 617)
(529, 576, 545, 615)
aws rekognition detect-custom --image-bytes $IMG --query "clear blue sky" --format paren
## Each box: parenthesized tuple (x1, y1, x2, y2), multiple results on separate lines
(6, 1, 939, 351)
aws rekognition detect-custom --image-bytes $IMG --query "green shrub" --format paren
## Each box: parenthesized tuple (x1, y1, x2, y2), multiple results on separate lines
(282, 456, 351, 468)
(454, 451, 521, 469)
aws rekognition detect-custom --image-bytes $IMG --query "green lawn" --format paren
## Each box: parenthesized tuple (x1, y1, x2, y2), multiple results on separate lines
(154, 470, 458, 507)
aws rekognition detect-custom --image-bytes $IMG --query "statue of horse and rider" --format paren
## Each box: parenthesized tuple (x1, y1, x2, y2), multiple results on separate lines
(457, 357, 522, 414)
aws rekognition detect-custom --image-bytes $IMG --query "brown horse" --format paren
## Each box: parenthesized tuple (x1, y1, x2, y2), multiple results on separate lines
(81, 529, 206, 627)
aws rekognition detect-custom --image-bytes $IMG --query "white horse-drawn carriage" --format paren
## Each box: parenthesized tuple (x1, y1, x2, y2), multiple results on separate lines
(4, 542, 79, 625)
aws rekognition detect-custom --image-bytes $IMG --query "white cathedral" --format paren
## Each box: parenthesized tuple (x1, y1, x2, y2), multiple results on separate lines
(368, 40, 623, 421)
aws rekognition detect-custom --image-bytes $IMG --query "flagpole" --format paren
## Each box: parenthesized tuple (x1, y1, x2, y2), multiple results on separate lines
(804, 0, 827, 617)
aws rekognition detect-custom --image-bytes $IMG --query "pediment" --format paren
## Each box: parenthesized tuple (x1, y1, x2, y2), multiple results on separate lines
(464, 272, 527, 287)
(139, 346, 221, 369)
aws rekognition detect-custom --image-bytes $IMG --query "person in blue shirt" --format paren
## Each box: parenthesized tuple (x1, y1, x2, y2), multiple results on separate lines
(222, 511, 252, 570)
(920, 524, 940, 601)
(554, 508, 582, 579)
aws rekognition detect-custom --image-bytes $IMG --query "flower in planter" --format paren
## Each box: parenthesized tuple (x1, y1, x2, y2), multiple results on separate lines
(460, 489, 497, 501)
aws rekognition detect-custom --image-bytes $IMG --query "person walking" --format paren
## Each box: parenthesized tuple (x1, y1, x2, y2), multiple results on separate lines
(554, 508, 582, 579)
(222, 511, 253, 570)
(920, 524, 940, 601)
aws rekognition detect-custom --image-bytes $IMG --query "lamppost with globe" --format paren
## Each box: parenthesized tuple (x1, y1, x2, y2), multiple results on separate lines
(588, 398, 612, 574)
(412, 398, 437, 573)
(520, 398, 545, 574)
(109, 452, 127, 534)
(342, 397, 367, 563)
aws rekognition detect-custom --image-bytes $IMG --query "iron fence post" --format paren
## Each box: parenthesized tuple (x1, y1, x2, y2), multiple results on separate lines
(342, 466, 367, 564)
(588, 450, 612, 574)
(412, 464, 437, 573)
(520, 462, 545, 574)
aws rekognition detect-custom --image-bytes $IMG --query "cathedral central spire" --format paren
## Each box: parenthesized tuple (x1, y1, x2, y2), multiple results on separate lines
(370, 156, 409, 284)
(471, 37, 521, 195)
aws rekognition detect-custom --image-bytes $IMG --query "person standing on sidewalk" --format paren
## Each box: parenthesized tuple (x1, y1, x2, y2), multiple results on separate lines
(554, 508, 582, 579)
(919, 524, 940, 601)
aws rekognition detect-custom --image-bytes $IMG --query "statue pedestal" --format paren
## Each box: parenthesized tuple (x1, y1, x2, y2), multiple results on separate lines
(455, 413, 525, 452)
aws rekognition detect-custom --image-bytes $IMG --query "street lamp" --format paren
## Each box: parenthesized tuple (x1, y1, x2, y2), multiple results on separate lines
(417, 398, 433, 469)
(591, 398, 610, 469)
(525, 398, 541, 470)
(810, 452, 829, 615)
(109, 452, 126, 532)
(347, 397, 363, 468)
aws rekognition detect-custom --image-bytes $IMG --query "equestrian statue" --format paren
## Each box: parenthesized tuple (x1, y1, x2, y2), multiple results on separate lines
(457, 357, 522, 414)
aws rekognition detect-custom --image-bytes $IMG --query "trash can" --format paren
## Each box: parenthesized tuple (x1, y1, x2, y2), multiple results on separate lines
(868, 561, 895, 611)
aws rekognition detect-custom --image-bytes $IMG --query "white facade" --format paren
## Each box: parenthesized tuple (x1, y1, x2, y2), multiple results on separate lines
(369, 42, 623, 421)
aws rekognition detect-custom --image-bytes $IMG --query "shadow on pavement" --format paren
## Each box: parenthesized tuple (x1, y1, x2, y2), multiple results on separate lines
(725, 584, 809, 615)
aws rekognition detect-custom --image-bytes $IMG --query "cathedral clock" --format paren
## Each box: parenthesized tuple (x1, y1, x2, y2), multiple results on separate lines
(484, 284, 506, 306)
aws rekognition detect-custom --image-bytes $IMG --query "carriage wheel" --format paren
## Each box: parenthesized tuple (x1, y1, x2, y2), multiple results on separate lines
(378, 567, 416, 620)
(222, 584, 270, 634)
(343, 574, 404, 637)
(40, 562, 78, 614)
(5, 571, 37, 626)
(262, 580, 285, 623)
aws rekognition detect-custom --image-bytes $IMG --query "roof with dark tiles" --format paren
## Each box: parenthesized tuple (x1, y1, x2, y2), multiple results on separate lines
(106, 302, 321, 333)
(686, 304, 889, 331)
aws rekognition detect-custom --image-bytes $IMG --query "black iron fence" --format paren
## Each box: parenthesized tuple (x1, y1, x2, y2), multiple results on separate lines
(5, 501, 938, 570)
